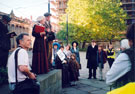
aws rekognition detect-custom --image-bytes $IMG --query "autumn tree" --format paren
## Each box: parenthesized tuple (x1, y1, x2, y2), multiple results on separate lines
(57, 0, 127, 44)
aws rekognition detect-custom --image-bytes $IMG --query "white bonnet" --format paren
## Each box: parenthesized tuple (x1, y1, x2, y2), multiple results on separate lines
(120, 39, 130, 49)
(36, 16, 45, 22)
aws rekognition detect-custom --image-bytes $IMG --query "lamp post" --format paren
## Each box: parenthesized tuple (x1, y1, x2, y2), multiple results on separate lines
(66, 14, 68, 45)
(48, 0, 50, 13)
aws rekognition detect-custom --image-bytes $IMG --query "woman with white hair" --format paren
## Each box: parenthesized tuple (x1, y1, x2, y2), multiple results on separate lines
(120, 39, 130, 51)
(116, 39, 130, 57)
(32, 16, 49, 74)
(106, 23, 135, 89)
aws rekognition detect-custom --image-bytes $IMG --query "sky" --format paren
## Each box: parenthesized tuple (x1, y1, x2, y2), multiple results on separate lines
(0, 0, 49, 20)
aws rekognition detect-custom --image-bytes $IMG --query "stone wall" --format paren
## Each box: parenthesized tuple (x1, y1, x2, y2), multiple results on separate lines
(37, 69, 62, 94)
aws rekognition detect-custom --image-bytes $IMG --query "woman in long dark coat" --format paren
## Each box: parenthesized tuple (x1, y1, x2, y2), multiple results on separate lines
(32, 16, 49, 74)
(86, 40, 98, 79)
(71, 41, 80, 64)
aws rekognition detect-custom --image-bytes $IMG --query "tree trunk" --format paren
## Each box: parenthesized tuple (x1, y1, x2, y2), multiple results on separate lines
(82, 41, 86, 49)
(109, 39, 112, 44)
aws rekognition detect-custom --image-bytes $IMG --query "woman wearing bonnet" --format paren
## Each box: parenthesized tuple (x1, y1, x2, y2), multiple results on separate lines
(32, 16, 49, 74)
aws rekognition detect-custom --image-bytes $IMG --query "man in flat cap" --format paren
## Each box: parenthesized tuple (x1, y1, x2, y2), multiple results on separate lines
(44, 12, 51, 17)
(0, 15, 13, 69)
(44, 12, 55, 70)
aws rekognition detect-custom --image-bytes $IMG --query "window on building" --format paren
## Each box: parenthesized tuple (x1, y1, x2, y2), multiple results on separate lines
(129, 0, 132, 2)
(127, 19, 132, 24)
(59, 2, 62, 8)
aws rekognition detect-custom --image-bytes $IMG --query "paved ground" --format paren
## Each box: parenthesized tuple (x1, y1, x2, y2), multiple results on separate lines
(0, 51, 111, 94)
(62, 51, 110, 94)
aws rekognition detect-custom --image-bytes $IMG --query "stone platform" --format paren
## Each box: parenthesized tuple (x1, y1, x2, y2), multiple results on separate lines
(0, 69, 62, 94)
(37, 69, 62, 94)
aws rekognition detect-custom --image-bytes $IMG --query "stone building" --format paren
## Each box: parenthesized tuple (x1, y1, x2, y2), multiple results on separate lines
(121, 0, 135, 25)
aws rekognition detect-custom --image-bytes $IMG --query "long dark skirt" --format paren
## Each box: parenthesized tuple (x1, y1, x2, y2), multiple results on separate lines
(32, 52, 49, 74)
(32, 39, 49, 74)
(62, 63, 70, 87)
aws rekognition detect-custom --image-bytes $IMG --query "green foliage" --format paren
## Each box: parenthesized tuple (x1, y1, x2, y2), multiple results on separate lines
(57, 0, 128, 42)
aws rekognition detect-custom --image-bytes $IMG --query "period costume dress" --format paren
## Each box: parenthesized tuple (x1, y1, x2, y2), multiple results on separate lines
(55, 49, 70, 87)
(44, 21, 55, 69)
(52, 42, 60, 68)
(32, 23, 49, 74)
(68, 58, 79, 82)
(64, 49, 72, 59)
(71, 47, 80, 64)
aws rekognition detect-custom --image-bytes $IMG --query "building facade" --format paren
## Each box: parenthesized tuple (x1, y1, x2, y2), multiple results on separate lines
(50, 0, 68, 32)
(0, 11, 33, 50)
(121, 0, 135, 25)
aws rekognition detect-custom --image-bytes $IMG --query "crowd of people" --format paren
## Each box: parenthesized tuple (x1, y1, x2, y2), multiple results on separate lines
(86, 40, 115, 81)
(0, 13, 81, 93)
(0, 13, 134, 94)
(0, 13, 56, 94)
(54, 42, 80, 87)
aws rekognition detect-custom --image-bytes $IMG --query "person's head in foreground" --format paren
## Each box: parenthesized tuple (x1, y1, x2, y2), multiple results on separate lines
(16, 33, 31, 50)
(126, 23, 134, 48)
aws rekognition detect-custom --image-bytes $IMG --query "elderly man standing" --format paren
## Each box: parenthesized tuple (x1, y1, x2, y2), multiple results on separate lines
(44, 12, 55, 70)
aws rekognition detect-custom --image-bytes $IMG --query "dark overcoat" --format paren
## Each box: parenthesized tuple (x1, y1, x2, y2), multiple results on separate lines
(0, 21, 10, 68)
(0, 21, 10, 51)
(86, 45, 98, 69)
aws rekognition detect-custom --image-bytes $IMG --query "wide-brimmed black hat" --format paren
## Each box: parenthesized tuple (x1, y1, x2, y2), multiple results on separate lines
(2, 15, 11, 22)
(44, 12, 51, 17)
(72, 41, 78, 47)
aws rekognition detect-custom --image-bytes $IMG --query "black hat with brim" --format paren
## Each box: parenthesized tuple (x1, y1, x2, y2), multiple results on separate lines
(2, 15, 11, 22)
(72, 41, 78, 47)
(44, 12, 51, 17)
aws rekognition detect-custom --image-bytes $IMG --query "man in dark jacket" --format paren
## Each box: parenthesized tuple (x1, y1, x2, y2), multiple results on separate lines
(44, 12, 55, 70)
(86, 40, 98, 79)
(0, 15, 12, 68)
